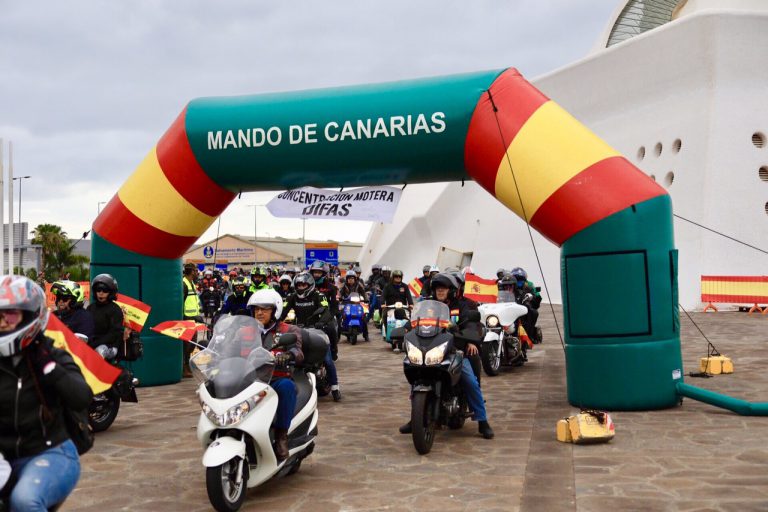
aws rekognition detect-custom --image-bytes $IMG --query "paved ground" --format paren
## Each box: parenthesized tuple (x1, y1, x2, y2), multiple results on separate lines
(63, 307, 768, 511)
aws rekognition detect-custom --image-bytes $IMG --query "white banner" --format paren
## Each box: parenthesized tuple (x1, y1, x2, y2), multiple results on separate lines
(266, 186, 402, 223)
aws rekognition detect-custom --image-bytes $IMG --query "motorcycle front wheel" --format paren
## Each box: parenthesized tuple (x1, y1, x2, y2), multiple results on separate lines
(206, 458, 246, 512)
(89, 392, 120, 432)
(411, 391, 437, 455)
(481, 340, 501, 376)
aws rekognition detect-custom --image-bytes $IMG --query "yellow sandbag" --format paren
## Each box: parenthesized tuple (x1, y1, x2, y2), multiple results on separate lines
(699, 355, 734, 375)
(567, 411, 615, 444)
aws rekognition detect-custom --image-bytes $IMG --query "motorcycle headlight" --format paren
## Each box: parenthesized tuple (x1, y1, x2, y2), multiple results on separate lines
(425, 342, 448, 366)
(486, 315, 500, 328)
(199, 390, 268, 427)
(404, 341, 423, 365)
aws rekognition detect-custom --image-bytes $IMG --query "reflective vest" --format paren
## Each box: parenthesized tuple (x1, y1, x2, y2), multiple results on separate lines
(183, 276, 201, 317)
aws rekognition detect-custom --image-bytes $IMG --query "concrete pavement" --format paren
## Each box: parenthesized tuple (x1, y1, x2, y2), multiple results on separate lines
(63, 307, 768, 511)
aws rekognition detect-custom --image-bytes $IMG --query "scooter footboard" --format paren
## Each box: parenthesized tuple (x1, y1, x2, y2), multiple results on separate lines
(202, 436, 245, 467)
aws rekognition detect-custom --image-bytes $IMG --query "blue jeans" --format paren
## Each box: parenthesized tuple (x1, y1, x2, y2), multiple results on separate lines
(460, 357, 487, 422)
(324, 348, 339, 386)
(368, 294, 380, 321)
(8, 440, 80, 512)
(271, 378, 297, 430)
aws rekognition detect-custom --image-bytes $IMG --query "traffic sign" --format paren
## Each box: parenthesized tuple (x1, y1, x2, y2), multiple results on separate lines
(305, 248, 338, 266)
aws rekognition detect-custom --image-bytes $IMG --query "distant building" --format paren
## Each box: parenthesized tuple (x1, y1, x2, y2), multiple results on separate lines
(183, 234, 362, 270)
(1, 222, 42, 272)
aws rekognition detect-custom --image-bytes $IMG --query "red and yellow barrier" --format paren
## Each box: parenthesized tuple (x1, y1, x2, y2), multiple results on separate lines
(701, 275, 768, 314)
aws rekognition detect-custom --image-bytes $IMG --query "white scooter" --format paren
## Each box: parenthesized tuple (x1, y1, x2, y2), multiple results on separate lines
(477, 290, 530, 376)
(191, 316, 326, 512)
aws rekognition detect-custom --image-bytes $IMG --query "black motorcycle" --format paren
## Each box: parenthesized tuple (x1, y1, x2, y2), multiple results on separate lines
(88, 332, 141, 432)
(402, 300, 479, 455)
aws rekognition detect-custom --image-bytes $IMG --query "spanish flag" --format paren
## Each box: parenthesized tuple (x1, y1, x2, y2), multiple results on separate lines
(45, 315, 122, 394)
(114, 293, 152, 331)
(518, 324, 533, 349)
(464, 274, 498, 304)
(151, 320, 208, 342)
(408, 278, 423, 298)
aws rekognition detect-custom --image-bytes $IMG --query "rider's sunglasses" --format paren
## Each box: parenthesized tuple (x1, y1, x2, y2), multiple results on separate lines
(93, 285, 109, 293)
(0, 309, 23, 323)
(56, 295, 73, 302)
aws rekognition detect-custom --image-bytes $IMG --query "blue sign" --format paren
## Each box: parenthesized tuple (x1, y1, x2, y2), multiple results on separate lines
(305, 248, 338, 266)
(203, 246, 214, 259)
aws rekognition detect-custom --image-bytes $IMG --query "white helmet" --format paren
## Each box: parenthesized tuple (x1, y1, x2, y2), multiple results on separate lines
(429, 265, 440, 274)
(247, 288, 283, 321)
(0, 276, 49, 357)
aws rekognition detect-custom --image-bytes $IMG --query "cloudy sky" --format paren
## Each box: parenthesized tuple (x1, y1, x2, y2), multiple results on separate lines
(0, 0, 619, 247)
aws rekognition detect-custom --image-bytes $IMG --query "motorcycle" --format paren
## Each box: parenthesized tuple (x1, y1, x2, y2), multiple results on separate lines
(83, 333, 141, 433)
(478, 290, 530, 376)
(402, 300, 480, 455)
(382, 302, 411, 352)
(340, 293, 366, 345)
(294, 308, 335, 397)
(192, 316, 326, 512)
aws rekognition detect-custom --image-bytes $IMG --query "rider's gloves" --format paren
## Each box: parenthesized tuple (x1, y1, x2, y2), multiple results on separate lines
(275, 351, 294, 366)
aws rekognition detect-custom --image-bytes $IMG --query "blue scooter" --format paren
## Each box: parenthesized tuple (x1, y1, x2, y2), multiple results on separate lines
(341, 293, 366, 345)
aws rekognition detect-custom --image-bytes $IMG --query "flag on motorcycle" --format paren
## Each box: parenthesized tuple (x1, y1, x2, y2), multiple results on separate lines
(114, 293, 152, 331)
(151, 320, 208, 342)
(45, 314, 123, 394)
(518, 324, 533, 348)
(408, 278, 422, 298)
(463, 274, 498, 303)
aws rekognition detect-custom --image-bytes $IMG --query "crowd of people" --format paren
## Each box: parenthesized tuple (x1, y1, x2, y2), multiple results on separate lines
(0, 259, 542, 509)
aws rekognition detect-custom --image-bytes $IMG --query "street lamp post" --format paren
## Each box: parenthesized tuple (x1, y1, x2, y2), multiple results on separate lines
(12, 175, 30, 271)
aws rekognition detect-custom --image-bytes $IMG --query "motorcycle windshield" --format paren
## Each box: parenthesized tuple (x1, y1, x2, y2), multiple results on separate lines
(410, 300, 450, 338)
(347, 293, 361, 303)
(497, 290, 516, 303)
(190, 316, 275, 399)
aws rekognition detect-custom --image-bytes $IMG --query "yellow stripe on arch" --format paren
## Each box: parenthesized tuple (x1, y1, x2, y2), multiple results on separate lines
(494, 100, 621, 219)
(117, 146, 216, 237)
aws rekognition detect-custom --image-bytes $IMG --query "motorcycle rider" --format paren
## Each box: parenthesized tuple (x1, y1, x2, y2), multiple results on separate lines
(86, 274, 124, 360)
(383, 270, 414, 309)
(0, 276, 92, 511)
(277, 274, 294, 300)
(339, 270, 369, 342)
(448, 269, 482, 384)
(249, 267, 270, 294)
(420, 265, 440, 299)
(309, 261, 340, 349)
(218, 276, 252, 317)
(280, 273, 341, 401)
(246, 289, 304, 461)
(399, 273, 494, 439)
(417, 265, 431, 288)
(50, 280, 94, 340)
(509, 267, 542, 344)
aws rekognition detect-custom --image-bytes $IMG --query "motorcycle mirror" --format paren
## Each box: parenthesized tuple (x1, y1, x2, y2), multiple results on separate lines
(277, 333, 297, 347)
(74, 333, 89, 342)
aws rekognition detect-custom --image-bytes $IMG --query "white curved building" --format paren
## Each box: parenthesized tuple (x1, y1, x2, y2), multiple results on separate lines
(360, 0, 768, 309)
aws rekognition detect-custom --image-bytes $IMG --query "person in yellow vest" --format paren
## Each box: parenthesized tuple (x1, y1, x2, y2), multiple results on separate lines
(182, 264, 202, 377)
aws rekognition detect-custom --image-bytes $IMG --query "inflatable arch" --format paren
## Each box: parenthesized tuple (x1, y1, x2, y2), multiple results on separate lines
(93, 68, 680, 410)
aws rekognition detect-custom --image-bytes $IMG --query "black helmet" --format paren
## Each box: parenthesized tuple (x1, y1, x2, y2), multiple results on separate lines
(430, 273, 459, 299)
(92, 273, 118, 301)
(499, 273, 517, 290)
(371, 264, 382, 272)
(496, 268, 506, 279)
(293, 272, 315, 299)
(51, 280, 85, 307)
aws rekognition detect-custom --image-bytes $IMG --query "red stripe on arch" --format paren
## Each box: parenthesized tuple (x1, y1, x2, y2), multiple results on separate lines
(93, 196, 197, 259)
(464, 68, 549, 195)
(156, 107, 236, 217)
(529, 157, 667, 245)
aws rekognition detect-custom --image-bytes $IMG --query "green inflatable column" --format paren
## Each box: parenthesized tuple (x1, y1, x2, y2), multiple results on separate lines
(561, 195, 683, 410)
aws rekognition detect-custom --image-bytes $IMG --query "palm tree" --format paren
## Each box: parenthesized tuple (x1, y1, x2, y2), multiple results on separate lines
(31, 224, 77, 281)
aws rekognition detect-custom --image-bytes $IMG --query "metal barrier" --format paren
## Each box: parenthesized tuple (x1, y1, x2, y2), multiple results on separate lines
(701, 275, 768, 314)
